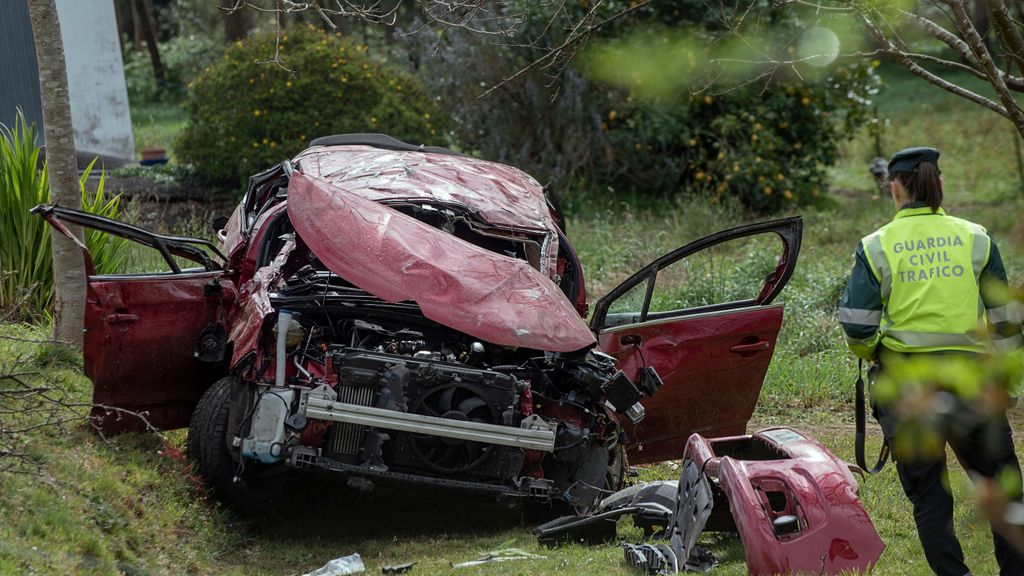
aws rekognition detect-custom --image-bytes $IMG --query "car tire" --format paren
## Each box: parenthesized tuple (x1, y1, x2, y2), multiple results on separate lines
(606, 442, 627, 493)
(525, 441, 624, 522)
(188, 376, 287, 516)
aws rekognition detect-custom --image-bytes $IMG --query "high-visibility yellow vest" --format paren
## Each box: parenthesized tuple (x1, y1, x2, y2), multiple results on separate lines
(861, 206, 991, 354)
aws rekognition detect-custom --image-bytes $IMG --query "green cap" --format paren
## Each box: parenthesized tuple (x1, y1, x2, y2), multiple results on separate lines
(888, 147, 940, 174)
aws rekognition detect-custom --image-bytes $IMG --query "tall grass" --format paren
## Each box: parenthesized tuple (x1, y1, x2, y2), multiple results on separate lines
(0, 110, 126, 321)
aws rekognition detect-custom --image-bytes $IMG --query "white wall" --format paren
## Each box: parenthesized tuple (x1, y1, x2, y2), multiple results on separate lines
(56, 0, 135, 164)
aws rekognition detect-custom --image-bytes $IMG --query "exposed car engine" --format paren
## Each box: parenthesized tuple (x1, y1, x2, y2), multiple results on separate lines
(232, 263, 656, 510)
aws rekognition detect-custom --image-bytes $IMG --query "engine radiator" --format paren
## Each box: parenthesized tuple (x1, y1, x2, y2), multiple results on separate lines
(326, 385, 375, 455)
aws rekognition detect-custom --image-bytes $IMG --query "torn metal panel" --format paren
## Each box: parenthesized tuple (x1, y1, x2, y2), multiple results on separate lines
(229, 238, 297, 366)
(684, 428, 885, 576)
(287, 172, 595, 352)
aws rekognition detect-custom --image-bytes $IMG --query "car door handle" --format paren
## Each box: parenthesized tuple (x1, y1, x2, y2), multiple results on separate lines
(105, 313, 139, 325)
(620, 334, 642, 346)
(730, 341, 770, 354)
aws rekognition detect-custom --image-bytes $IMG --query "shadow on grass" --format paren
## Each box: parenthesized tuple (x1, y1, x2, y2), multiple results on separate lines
(249, 470, 527, 542)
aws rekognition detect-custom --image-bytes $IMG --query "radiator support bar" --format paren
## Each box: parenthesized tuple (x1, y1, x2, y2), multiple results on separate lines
(304, 395, 557, 452)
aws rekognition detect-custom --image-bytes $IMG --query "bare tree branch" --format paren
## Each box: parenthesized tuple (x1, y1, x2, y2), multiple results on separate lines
(0, 354, 166, 476)
(943, 0, 1024, 132)
(860, 11, 1010, 118)
(901, 8, 982, 68)
(478, 0, 653, 98)
(986, 0, 1024, 72)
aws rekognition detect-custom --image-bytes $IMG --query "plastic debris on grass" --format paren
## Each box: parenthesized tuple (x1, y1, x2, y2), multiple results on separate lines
(302, 553, 365, 576)
(451, 547, 546, 568)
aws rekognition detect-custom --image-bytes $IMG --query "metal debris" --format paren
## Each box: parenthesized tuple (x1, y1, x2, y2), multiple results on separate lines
(451, 548, 546, 568)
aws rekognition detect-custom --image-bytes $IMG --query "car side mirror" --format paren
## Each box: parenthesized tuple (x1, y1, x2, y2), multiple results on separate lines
(212, 215, 229, 233)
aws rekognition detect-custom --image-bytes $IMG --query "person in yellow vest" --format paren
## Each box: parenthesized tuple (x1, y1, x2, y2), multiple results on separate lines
(840, 147, 1024, 575)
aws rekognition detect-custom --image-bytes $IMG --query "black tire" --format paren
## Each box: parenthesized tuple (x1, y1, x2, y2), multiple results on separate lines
(526, 442, 623, 522)
(187, 377, 287, 516)
(606, 442, 627, 493)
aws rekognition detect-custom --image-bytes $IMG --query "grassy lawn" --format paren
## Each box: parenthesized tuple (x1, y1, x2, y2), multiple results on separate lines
(130, 102, 187, 159)
(2, 319, 1017, 575)
(2, 65, 1023, 574)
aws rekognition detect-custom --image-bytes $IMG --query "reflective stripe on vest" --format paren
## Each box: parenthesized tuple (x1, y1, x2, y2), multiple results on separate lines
(839, 307, 882, 326)
(988, 302, 1023, 324)
(994, 333, 1024, 353)
(883, 330, 982, 348)
(863, 233, 891, 300)
(971, 229, 990, 280)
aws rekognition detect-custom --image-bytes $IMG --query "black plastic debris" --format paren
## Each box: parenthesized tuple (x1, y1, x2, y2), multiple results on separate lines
(380, 561, 415, 574)
(535, 481, 677, 545)
(622, 543, 716, 575)
(534, 458, 717, 574)
(670, 459, 714, 564)
(535, 507, 630, 545)
(597, 480, 678, 537)
(682, 547, 716, 573)
(623, 543, 678, 575)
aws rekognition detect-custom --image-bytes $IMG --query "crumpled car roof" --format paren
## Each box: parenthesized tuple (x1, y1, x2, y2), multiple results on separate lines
(293, 145, 558, 236)
(287, 172, 596, 352)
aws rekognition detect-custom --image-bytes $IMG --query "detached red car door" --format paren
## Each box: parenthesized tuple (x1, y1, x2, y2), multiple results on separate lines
(591, 217, 802, 464)
(35, 205, 236, 432)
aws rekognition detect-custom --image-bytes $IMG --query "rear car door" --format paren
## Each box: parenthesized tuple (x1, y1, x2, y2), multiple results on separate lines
(35, 205, 236, 432)
(591, 217, 802, 464)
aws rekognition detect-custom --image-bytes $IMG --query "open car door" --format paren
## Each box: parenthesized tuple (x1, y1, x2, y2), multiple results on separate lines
(34, 205, 236, 433)
(591, 217, 801, 464)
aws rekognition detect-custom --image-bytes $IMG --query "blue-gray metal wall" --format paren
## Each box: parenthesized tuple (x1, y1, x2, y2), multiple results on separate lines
(0, 1, 45, 140)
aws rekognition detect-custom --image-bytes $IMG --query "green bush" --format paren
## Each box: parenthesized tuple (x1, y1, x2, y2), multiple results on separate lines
(412, 10, 876, 213)
(591, 60, 880, 212)
(176, 26, 442, 189)
(0, 111, 125, 321)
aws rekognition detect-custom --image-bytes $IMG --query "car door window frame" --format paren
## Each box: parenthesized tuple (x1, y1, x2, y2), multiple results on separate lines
(590, 217, 802, 331)
(33, 204, 226, 275)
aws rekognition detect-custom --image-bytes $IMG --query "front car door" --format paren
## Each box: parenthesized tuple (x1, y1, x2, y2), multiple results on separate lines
(592, 217, 802, 464)
(35, 205, 236, 432)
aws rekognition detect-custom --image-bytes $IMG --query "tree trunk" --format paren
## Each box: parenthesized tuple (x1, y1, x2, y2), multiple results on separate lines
(133, 0, 165, 84)
(224, 6, 249, 42)
(26, 0, 85, 348)
(131, 0, 144, 51)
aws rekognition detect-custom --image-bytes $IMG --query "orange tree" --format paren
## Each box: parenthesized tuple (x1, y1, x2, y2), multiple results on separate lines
(177, 25, 442, 189)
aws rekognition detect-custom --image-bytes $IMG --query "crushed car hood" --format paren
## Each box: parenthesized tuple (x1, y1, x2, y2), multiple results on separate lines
(287, 172, 596, 352)
(294, 145, 557, 234)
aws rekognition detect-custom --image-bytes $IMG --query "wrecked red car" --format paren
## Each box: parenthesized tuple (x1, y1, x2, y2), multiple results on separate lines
(35, 134, 803, 517)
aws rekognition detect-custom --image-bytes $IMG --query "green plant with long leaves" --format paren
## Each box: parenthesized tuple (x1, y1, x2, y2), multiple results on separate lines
(0, 110, 125, 321)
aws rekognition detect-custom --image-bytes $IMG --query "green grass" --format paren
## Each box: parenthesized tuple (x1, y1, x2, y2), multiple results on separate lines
(2, 318, 1017, 575)
(831, 61, 1024, 204)
(130, 103, 187, 159)
(3, 64, 1024, 574)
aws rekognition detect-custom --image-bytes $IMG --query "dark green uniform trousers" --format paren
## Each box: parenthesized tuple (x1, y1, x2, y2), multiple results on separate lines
(876, 397, 1024, 576)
